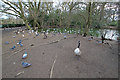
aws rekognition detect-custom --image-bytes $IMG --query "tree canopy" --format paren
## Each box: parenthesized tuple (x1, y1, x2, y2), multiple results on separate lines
(0, 0, 119, 34)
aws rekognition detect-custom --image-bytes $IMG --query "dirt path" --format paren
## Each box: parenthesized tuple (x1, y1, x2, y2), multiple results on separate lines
(2, 29, 118, 78)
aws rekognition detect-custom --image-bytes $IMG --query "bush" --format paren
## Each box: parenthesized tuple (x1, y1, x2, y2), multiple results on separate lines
(108, 21, 117, 26)
(2, 24, 25, 28)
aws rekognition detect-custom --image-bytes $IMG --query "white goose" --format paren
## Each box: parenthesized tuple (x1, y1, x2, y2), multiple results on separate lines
(74, 41, 81, 56)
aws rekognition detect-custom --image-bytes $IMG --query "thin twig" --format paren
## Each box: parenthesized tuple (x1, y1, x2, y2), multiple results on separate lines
(14, 71, 24, 77)
(50, 54, 57, 78)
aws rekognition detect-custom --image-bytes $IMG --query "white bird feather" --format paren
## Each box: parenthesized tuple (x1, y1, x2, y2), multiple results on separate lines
(22, 34, 24, 37)
(74, 48, 81, 55)
(74, 41, 81, 56)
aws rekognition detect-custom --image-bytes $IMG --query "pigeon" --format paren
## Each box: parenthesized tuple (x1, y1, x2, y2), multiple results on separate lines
(36, 33, 39, 36)
(5, 41, 9, 44)
(13, 36, 16, 38)
(22, 51, 27, 59)
(11, 45, 16, 50)
(20, 43, 23, 47)
(97, 41, 102, 44)
(17, 43, 19, 45)
(64, 35, 67, 39)
(19, 40, 22, 44)
(32, 30, 34, 33)
(22, 62, 31, 68)
(88, 36, 93, 41)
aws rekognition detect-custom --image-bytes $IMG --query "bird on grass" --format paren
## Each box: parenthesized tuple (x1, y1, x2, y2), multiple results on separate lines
(22, 62, 31, 68)
(22, 51, 27, 59)
(74, 41, 81, 56)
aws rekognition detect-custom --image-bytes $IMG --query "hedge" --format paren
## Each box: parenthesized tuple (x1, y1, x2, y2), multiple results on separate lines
(2, 24, 25, 28)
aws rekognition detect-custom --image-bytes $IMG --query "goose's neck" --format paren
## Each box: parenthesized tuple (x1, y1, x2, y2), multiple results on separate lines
(78, 43, 80, 48)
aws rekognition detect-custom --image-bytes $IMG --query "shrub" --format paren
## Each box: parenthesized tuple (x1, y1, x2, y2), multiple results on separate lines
(108, 21, 117, 26)
(2, 24, 25, 28)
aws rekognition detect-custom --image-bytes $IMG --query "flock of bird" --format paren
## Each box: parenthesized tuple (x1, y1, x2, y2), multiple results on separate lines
(10, 38, 31, 68)
(4, 28, 106, 69)
(9, 29, 32, 68)
(22, 51, 31, 68)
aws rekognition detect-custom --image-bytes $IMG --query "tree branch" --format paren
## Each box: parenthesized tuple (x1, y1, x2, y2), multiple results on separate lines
(0, 10, 20, 17)
(2, 0, 21, 15)
(38, 0, 41, 10)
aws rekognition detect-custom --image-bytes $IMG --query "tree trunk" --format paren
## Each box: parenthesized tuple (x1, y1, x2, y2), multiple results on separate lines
(85, 2, 92, 34)
(60, 14, 62, 27)
(80, 23, 83, 35)
(35, 20, 41, 30)
(99, 3, 106, 22)
(22, 17, 31, 30)
(67, 12, 71, 27)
